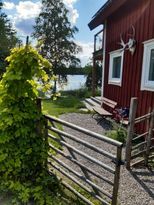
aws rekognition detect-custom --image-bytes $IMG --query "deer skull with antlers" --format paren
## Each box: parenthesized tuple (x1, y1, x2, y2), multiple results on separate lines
(118, 25, 136, 55)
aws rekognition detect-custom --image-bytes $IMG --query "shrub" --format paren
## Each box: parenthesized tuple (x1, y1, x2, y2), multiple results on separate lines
(61, 87, 92, 99)
(107, 128, 126, 143)
(0, 46, 60, 204)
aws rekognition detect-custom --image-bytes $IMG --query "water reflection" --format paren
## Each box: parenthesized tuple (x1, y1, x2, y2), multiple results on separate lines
(57, 75, 86, 91)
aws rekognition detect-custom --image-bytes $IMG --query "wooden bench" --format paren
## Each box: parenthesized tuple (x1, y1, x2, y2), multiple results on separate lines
(92, 97, 117, 123)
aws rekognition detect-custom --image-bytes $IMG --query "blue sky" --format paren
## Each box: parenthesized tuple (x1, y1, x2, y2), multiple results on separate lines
(3, 0, 107, 65)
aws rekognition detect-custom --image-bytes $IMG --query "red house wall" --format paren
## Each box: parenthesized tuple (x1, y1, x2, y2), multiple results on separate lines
(103, 0, 154, 133)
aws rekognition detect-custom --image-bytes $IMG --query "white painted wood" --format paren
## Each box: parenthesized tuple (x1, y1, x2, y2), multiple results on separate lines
(141, 39, 154, 91)
(101, 21, 107, 98)
(108, 49, 124, 86)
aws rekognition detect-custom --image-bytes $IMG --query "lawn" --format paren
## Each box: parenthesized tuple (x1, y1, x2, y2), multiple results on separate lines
(42, 89, 92, 117)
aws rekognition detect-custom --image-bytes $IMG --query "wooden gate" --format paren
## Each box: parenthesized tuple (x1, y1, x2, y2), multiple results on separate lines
(125, 98, 154, 169)
(45, 115, 123, 205)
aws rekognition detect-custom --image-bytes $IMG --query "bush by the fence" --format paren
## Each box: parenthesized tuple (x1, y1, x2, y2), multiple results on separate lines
(0, 46, 61, 204)
(107, 128, 127, 143)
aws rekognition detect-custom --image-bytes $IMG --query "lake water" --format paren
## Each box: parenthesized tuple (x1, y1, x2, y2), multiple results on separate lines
(57, 75, 86, 91)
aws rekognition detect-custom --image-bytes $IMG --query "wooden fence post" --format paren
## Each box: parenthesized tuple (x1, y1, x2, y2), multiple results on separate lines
(125, 97, 138, 170)
(112, 146, 122, 205)
(36, 98, 42, 112)
(36, 98, 49, 169)
(36, 98, 42, 137)
(26, 36, 29, 46)
(92, 58, 96, 97)
(145, 110, 154, 166)
(44, 117, 48, 169)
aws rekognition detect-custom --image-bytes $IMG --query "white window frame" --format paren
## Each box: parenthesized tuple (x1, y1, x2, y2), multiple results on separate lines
(141, 39, 154, 91)
(108, 49, 124, 86)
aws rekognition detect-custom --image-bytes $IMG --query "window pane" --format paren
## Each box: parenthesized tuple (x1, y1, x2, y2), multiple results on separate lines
(112, 56, 121, 78)
(149, 49, 154, 81)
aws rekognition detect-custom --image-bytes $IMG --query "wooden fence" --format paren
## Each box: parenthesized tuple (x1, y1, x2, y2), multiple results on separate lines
(45, 115, 123, 205)
(125, 98, 154, 169)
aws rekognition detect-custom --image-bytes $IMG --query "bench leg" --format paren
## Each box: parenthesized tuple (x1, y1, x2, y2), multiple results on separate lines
(92, 113, 96, 118)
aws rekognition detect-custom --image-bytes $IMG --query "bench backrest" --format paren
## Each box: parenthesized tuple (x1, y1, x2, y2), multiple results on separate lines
(101, 97, 117, 109)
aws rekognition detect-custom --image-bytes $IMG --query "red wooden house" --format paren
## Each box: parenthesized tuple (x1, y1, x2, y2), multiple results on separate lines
(88, 0, 154, 132)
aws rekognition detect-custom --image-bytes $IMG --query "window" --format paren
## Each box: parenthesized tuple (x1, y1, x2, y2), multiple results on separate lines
(108, 49, 124, 86)
(141, 39, 154, 91)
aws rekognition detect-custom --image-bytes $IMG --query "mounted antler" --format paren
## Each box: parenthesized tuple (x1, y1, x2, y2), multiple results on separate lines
(118, 34, 127, 51)
(128, 25, 135, 37)
(126, 25, 136, 55)
(118, 25, 136, 55)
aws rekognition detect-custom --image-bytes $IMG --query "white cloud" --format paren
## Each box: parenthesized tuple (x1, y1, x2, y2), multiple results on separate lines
(7, 14, 14, 20)
(4, 0, 79, 43)
(63, 0, 79, 24)
(63, 0, 77, 6)
(3, 2, 15, 10)
(4, 1, 41, 35)
(70, 7, 79, 24)
(16, 1, 41, 20)
(76, 41, 93, 66)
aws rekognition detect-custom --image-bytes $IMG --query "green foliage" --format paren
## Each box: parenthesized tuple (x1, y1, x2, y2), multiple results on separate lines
(0, 2, 20, 77)
(53, 66, 85, 75)
(0, 46, 61, 204)
(107, 128, 127, 143)
(149, 159, 154, 169)
(83, 62, 102, 89)
(69, 184, 101, 205)
(61, 88, 92, 99)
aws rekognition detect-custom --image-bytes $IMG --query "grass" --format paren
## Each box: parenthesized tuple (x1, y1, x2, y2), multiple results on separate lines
(59, 186, 87, 205)
(150, 159, 154, 169)
(42, 88, 94, 117)
(71, 185, 102, 205)
(42, 97, 84, 117)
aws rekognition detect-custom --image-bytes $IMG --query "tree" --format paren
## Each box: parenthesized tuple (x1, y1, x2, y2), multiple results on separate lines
(32, 0, 81, 79)
(0, 1, 20, 77)
(84, 62, 102, 89)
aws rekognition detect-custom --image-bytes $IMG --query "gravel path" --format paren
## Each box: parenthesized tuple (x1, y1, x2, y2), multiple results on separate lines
(56, 113, 154, 205)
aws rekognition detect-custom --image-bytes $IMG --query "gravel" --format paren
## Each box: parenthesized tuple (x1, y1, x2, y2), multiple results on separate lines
(56, 113, 154, 205)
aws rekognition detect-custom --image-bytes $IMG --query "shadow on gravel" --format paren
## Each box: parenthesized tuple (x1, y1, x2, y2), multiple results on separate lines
(93, 117, 113, 130)
(130, 168, 154, 199)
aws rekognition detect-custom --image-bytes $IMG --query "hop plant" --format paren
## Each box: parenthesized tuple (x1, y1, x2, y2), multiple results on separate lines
(0, 46, 60, 204)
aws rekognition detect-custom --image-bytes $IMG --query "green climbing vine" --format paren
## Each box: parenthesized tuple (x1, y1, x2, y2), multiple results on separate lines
(0, 46, 61, 204)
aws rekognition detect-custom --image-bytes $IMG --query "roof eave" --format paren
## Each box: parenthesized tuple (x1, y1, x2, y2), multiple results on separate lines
(88, 0, 128, 30)
(88, 14, 105, 31)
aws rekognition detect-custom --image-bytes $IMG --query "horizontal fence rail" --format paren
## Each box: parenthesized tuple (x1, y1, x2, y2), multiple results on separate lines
(45, 115, 123, 205)
(45, 115, 122, 147)
(48, 126, 117, 161)
(125, 97, 154, 168)
(132, 111, 154, 167)
(48, 133, 115, 174)
(134, 113, 151, 124)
